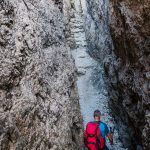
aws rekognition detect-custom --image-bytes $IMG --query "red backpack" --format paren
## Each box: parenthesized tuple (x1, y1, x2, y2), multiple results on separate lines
(84, 122, 105, 150)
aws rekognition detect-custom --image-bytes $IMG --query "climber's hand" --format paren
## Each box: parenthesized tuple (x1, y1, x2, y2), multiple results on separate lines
(109, 140, 113, 145)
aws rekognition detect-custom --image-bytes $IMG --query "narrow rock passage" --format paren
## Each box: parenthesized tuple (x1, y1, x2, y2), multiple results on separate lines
(69, 1, 126, 149)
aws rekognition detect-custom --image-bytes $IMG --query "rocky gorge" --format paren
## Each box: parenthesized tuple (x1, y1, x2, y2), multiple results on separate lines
(0, 0, 150, 150)
(108, 1, 150, 149)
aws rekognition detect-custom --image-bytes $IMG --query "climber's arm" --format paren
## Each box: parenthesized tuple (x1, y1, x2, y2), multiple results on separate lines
(107, 133, 113, 145)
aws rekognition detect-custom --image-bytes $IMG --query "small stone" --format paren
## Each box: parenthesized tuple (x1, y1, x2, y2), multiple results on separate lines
(146, 72, 150, 80)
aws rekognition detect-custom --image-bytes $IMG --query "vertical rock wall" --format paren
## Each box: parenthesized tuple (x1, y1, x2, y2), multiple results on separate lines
(63, 0, 76, 48)
(84, 0, 150, 149)
(107, 0, 150, 149)
(85, 0, 114, 62)
(0, 0, 83, 149)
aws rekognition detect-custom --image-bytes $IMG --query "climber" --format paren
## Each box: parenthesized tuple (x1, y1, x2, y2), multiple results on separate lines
(84, 110, 113, 150)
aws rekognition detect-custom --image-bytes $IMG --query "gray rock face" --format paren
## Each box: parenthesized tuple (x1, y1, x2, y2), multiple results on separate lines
(85, 0, 150, 149)
(107, 0, 150, 149)
(63, 0, 76, 49)
(85, 0, 113, 62)
(0, 0, 83, 149)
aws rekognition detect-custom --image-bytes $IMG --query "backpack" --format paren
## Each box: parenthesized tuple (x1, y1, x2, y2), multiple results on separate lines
(84, 122, 105, 150)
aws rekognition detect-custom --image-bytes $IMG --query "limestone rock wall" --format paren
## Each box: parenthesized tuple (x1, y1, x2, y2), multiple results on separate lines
(85, 0, 113, 62)
(63, 0, 76, 48)
(0, 0, 83, 149)
(107, 0, 150, 149)
(84, 0, 150, 149)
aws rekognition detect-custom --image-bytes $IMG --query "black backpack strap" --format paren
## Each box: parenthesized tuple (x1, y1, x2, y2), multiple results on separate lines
(95, 122, 104, 150)
(94, 121, 100, 134)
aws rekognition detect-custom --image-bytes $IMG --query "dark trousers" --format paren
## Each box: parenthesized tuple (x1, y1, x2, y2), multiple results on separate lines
(85, 144, 109, 150)
(102, 145, 109, 150)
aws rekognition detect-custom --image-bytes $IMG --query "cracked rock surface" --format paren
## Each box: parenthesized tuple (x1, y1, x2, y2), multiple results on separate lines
(84, 0, 150, 149)
(0, 0, 83, 149)
(107, 0, 150, 149)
